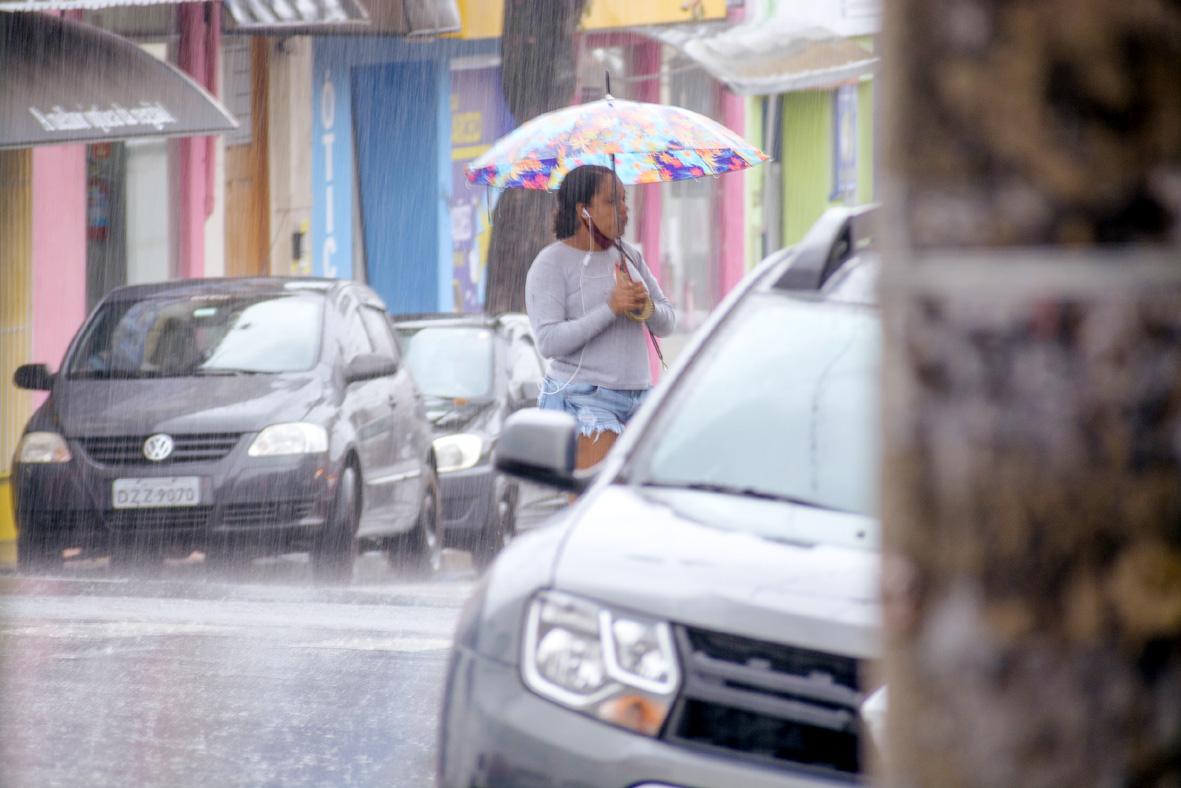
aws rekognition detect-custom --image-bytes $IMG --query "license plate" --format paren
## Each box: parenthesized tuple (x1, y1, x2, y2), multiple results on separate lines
(112, 477, 202, 509)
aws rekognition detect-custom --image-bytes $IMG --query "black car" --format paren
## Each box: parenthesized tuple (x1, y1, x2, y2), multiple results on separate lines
(437, 206, 882, 787)
(393, 312, 564, 568)
(11, 277, 441, 581)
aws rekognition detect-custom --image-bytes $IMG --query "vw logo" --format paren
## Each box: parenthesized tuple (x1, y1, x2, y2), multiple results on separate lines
(143, 434, 175, 462)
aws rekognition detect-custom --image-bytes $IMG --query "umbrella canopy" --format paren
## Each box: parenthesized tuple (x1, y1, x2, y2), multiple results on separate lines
(465, 96, 768, 191)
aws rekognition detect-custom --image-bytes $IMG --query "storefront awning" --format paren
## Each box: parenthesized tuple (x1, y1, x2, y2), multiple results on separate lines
(639, 14, 878, 96)
(223, 0, 369, 30)
(0, 0, 203, 10)
(0, 11, 237, 149)
(0, 0, 457, 34)
(235, 0, 459, 35)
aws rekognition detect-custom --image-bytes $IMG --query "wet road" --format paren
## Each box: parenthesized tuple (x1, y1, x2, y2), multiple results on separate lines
(0, 553, 475, 787)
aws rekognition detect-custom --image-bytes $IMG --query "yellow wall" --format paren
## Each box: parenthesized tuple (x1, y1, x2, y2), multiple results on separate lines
(581, 0, 726, 29)
(451, 0, 502, 39)
(0, 481, 14, 565)
(452, 0, 727, 39)
(0, 149, 34, 559)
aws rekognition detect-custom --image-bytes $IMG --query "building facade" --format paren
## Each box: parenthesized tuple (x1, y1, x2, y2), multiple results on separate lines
(0, 5, 230, 558)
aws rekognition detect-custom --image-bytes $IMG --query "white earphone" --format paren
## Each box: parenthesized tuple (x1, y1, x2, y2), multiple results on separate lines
(582, 208, 591, 219)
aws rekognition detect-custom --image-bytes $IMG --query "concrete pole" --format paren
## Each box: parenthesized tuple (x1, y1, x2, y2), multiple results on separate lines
(880, 1, 1181, 785)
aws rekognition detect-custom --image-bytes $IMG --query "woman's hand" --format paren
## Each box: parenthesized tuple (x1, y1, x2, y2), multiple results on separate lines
(609, 264, 650, 316)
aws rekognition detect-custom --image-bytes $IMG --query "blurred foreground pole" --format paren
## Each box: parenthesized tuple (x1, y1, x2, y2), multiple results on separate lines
(484, 0, 587, 313)
(881, 1, 1181, 786)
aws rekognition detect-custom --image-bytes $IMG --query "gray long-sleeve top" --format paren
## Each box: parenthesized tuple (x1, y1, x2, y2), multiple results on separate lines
(525, 239, 676, 390)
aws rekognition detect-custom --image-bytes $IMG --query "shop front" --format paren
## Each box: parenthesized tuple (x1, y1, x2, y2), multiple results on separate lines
(310, 0, 733, 318)
(311, 33, 506, 315)
(0, 8, 235, 562)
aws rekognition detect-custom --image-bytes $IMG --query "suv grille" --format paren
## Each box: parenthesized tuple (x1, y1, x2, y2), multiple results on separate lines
(664, 626, 865, 778)
(78, 434, 242, 465)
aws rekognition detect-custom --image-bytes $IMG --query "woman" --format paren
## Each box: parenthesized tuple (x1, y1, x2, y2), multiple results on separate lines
(525, 164, 677, 469)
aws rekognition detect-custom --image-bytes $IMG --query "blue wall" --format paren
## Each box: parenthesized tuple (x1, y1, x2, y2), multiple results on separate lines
(353, 61, 448, 314)
(312, 37, 499, 314)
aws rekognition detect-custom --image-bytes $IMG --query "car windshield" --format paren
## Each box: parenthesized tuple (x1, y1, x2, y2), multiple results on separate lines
(68, 294, 323, 378)
(398, 326, 494, 400)
(628, 293, 880, 516)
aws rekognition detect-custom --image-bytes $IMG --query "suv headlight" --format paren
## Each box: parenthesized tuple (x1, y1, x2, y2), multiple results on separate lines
(248, 423, 328, 456)
(433, 434, 484, 472)
(16, 432, 72, 464)
(522, 590, 680, 736)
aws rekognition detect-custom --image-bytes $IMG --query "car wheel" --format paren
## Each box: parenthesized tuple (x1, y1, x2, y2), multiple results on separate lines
(472, 481, 515, 571)
(311, 465, 359, 584)
(16, 529, 62, 574)
(387, 466, 442, 578)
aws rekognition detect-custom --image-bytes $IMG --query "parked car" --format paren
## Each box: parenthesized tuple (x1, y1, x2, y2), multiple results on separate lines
(11, 277, 441, 581)
(393, 312, 566, 569)
(437, 205, 883, 787)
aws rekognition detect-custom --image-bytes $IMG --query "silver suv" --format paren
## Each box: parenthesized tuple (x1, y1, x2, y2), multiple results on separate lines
(437, 206, 882, 788)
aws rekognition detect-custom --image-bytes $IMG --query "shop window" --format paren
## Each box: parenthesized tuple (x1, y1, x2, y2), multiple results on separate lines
(85, 42, 178, 309)
(660, 53, 721, 332)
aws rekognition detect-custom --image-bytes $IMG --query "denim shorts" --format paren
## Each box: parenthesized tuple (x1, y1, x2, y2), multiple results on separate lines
(537, 378, 649, 438)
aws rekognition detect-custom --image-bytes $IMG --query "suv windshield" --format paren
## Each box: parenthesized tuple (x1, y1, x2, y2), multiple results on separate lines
(628, 293, 880, 516)
(69, 294, 323, 378)
(398, 326, 494, 400)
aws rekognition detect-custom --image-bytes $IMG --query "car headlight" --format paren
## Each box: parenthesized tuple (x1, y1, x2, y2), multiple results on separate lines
(522, 590, 679, 737)
(248, 423, 328, 457)
(433, 434, 484, 472)
(16, 432, 72, 464)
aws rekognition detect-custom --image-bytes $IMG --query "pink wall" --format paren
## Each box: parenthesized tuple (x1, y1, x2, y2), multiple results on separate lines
(177, 2, 220, 279)
(718, 86, 746, 297)
(31, 146, 87, 375)
(718, 4, 746, 298)
(632, 41, 665, 382)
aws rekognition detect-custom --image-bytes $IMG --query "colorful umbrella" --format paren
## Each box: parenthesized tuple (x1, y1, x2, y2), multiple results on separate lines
(465, 95, 769, 191)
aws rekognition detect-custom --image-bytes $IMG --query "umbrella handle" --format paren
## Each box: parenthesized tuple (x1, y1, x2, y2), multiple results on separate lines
(613, 239, 668, 370)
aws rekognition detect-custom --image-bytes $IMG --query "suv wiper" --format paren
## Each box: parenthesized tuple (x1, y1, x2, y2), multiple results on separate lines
(70, 370, 160, 380)
(639, 479, 824, 508)
(191, 367, 267, 376)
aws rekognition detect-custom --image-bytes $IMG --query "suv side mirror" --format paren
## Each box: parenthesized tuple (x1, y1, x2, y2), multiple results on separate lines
(14, 363, 54, 391)
(345, 353, 398, 384)
(494, 409, 592, 493)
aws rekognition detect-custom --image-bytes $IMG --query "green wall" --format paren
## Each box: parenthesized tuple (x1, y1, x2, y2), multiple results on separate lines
(780, 80, 876, 246)
(782, 90, 832, 246)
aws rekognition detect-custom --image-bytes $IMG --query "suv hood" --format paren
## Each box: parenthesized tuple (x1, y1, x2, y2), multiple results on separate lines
(553, 485, 881, 659)
(52, 374, 326, 436)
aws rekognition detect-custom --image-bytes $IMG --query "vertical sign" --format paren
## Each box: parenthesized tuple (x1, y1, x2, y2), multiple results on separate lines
(831, 84, 858, 204)
(312, 46, 354, 280)
(449, 66, 512, 311)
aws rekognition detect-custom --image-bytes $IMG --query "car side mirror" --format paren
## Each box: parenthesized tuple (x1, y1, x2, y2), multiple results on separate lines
(345, 353, 398, 384)
(14, 363, 54, 391)
(494, 408, 592, 493)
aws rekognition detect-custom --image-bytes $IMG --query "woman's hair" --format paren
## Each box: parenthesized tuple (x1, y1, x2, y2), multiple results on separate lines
(553, 164, 615, 239)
